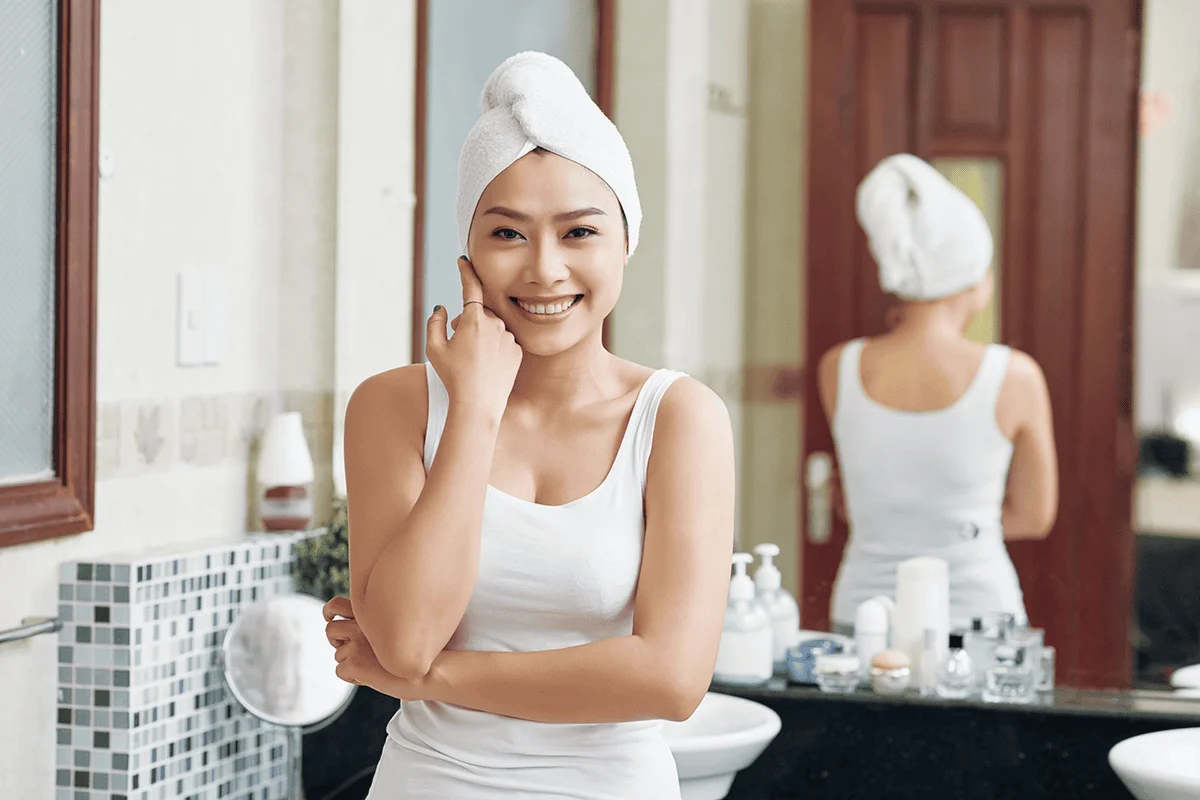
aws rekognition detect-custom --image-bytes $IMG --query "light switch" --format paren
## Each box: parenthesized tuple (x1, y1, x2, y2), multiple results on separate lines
(202, 274, 225, 365)
(177, 272, 205, 367)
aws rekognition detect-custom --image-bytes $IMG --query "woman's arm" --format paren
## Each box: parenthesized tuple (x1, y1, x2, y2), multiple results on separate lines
(413, 377, 736, 724)
(816, 344, 849, 522)
(998, 351, 1059, 540)
(344, 365, 499, 681)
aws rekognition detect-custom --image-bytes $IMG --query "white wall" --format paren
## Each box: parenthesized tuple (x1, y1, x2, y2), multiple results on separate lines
(0, 2, 372, 795)
(610, 0, 750, 539)
(1135, 0, 1200, 431)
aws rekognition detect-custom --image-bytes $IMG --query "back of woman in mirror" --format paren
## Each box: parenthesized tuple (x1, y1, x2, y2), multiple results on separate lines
(818, 154, 1059, 632)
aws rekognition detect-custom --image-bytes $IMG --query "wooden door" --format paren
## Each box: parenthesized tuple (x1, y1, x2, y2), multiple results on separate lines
(802, 0, 1141, 688)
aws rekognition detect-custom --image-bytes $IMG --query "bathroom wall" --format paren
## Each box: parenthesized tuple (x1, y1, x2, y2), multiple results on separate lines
(739, 0, 809, 597)
(610, 0, 751, 537)
(1135, 0, 1200, 430)
(0, 2, 368, 796)
(1137, 0, 1200, 282)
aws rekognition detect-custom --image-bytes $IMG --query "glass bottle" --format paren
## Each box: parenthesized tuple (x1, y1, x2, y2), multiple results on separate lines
(982, 644, 1034, 704)
(935, 632, 975, 699)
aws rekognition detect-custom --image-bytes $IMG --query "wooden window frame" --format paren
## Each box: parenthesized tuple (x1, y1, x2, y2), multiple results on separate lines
(0, 0, 100, 548)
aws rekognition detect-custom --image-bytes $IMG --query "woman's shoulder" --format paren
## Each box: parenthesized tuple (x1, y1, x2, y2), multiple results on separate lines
(345, 364, 429, 434)
(997, 347, 1048, 395)
(614, 358, 729, 436)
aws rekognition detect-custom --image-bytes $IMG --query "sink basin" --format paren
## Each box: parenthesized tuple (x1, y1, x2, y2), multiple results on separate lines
(1109, 728, 1200, 800)
(1170, 664, 1200, 689)
(664, 692, 782, 800)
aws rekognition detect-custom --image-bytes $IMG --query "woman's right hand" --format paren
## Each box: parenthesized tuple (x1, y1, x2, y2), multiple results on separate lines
(425, 257, 523, 422)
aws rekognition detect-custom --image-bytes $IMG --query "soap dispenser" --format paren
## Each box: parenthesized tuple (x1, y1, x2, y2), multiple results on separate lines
(752, 543, 801, 674)
(713, 553, 773, 685)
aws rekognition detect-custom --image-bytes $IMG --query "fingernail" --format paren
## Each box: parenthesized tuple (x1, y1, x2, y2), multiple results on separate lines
(433, 305, 443, 313)
(458, 256, 467, 263)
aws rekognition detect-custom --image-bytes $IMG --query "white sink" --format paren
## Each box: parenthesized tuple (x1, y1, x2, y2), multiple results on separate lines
(1109, 728, 1200, 800)
(1170, 664, 1200, 689)
(664, 692, 782, 800)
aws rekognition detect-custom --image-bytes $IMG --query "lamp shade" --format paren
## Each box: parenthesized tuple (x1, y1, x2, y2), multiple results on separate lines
(257, 412, 315, 486)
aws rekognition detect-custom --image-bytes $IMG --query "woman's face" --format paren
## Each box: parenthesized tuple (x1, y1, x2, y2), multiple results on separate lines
(466, 150, 626, 357)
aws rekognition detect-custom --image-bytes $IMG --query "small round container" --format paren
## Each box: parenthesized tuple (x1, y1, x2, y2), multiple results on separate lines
(870, 649, 913, 695)
(785, 636, 847, 684)
(814, 654, 861, 694)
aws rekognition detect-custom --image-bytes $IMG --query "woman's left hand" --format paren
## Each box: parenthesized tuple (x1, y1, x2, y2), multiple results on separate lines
(322, 596, 437, 701)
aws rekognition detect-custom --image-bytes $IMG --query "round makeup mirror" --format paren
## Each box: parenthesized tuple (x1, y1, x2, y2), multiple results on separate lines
(222, 592, 356, 798)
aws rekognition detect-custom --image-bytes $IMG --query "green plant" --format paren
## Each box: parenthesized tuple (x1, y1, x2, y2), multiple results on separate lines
(293, 497, 350, 601)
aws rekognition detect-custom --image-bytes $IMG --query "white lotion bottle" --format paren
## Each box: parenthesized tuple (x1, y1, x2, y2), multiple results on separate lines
(752, 543, 801, 674)
(713, 553, 773, 685)
(854, 597, 891, 681)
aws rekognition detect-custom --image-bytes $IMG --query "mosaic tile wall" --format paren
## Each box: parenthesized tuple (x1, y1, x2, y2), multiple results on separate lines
(56, 534, 306, 800)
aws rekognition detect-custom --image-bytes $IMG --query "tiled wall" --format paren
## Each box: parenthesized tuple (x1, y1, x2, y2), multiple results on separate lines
(56, 535, 304, 800)
(93, 390, 336, 530)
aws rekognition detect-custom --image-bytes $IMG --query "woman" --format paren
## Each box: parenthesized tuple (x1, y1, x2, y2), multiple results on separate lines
(819, 154, 1058, 633)
(320, 52, 734, 799)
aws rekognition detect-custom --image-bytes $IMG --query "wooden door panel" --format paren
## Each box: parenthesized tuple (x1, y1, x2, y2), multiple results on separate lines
(1005, 8, 1090, 674)
(856, 11, 917, 337)
(804, 0, 1138, 688)
(934, 10, 1008, 138)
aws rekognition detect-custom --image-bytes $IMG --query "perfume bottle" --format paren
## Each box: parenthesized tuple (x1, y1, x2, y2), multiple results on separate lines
(982, 644, 1034, 704)
(919, 627, 940, 697)
(935, 632, 975, 699)
(962, 617, 995, 691)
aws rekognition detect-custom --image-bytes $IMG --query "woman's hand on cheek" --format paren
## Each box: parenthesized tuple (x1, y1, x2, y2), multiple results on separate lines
(425, 257, 523, 423)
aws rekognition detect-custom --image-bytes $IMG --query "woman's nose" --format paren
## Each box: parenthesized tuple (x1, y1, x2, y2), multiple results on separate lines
(523, 236, 570, 285)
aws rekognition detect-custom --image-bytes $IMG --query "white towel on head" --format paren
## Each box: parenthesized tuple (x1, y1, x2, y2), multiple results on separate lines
(855, 154, 993, 301)
(456, 51, 641, 257)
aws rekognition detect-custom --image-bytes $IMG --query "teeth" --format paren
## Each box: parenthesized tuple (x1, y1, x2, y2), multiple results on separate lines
(517, 296, 578, 315)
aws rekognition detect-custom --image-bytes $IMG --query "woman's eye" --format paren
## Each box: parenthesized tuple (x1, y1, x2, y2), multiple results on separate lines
(494, 228, 523, 241)
(565, 227, 597, 239)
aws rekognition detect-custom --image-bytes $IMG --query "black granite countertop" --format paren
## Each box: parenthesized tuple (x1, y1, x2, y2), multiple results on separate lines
(718, 676, 1200, 723)
(715, 679, 1200, 800)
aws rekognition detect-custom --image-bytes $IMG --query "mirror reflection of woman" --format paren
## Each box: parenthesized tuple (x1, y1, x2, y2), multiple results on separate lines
(320, 53, 734, 799)
(819, 154, 1059, 634)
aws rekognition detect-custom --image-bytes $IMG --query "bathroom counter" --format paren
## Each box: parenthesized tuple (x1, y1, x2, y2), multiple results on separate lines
(716, 679, 1200, 800)
(719, 677, 1200, 722)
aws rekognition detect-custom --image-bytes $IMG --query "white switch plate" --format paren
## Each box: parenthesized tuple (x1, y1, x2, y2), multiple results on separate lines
(202, 274, 225, 365)
(177, 272, 205, 367)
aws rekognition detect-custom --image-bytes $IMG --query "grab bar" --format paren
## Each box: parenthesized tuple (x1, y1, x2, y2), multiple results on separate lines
(0, 616, 62, 645)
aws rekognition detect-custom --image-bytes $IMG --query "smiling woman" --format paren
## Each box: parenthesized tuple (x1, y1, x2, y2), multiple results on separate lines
(329, 52, 735, 799)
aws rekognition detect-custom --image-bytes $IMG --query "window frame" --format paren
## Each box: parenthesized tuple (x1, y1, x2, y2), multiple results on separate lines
(0, 0, 100, 548)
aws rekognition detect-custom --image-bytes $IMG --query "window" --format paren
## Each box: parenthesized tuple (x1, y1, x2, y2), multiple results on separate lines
(0, 0, 99, 547)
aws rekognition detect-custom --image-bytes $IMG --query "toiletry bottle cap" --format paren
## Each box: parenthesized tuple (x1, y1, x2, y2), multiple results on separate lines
(854, 598, 889, 634)
(971, 617, 984, 632)
(752, 543, 782, 591)
(948, 632, 965, 650)
(729, 553, 756, 601)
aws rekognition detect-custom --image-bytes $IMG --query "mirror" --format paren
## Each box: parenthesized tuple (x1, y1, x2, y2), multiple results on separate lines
(222, 593, 356, 798)
(761, 0, 1200, 696)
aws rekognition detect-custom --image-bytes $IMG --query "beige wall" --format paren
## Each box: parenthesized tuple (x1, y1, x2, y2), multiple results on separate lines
(1138, 0, 1200, 281)
(739, 0, 809, 599)
(0, 2, 367, 795)
(611, 0, 751, 536)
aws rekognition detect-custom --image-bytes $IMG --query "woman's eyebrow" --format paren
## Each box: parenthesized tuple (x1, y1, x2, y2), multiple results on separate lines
(554, 207, 607, 221)
(481, 206, 608, 222)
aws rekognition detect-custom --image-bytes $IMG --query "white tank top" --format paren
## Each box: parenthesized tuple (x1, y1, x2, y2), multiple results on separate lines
(368, 362, 686, 800)
(829, 338, 1026, 627)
